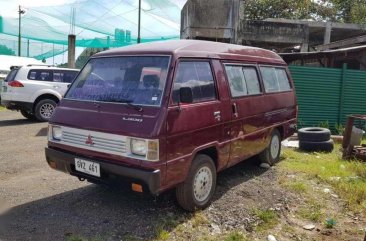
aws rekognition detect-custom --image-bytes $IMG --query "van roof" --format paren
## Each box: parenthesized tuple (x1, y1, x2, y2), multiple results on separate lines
(94, 40, 285, 64)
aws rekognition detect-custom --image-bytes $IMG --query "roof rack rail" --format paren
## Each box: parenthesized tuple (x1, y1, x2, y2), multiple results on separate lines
(26, 64, 54, 67)
(10, 65, 21, 70)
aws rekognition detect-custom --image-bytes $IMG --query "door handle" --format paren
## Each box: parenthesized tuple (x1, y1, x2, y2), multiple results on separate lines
(213, 111, 221, 121)
(232, 103, 238, 118)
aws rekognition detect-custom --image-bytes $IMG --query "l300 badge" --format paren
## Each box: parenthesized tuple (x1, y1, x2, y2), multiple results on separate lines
(122, 117, 143, 122)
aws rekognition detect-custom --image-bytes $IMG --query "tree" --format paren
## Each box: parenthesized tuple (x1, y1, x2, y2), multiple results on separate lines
(0, 44, 15, 56)
(331, 0, 366, 24)
(243, 0, 366, 24)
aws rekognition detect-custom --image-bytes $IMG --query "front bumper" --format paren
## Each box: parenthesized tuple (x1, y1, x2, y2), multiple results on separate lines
(45, 147, 161, 195)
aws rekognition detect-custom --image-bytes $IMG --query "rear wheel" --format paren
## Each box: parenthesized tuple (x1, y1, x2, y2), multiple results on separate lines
(20, 110, 36, 120)
(259, 129, 281, 165)
(176, 154, 216, 211)
(34, 99, 57, 122)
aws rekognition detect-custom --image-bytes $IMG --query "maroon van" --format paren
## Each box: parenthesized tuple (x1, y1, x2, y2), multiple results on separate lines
(45, 40, 297, 211)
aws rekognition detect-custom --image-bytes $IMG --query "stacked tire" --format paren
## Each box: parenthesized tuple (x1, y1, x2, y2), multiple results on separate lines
(298, 127, 334, 153)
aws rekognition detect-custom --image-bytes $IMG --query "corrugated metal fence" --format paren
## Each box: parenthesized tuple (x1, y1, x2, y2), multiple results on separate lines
(289, 65, 366, 133)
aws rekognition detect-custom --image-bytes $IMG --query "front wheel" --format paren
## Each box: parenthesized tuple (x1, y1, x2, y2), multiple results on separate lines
(34, 99, 57, 122)
(176, 154, 216, 211)
(259, 129, 282, 165)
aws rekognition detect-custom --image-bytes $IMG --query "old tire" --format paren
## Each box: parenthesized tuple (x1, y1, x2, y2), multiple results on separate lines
(259, 129, 282, 165)
(20, 110, 36, 120)
(176, 154, 216, 212)
(298, 127, 331, 142)
(299, 139, 334, 153)
(34, 99, 57, 122)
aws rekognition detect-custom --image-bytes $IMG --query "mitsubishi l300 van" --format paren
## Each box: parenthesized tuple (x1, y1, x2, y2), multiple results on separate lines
(45, 40, 297, 211)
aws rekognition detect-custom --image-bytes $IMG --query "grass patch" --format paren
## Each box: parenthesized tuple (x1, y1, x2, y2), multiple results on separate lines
(223, 231, 248, 241)
(284, 181, 308, 194)
(297, 199, 324, 222)
(0, 106, 5, 111)
(280, 146, 366, 215)
(253, 209, 278, 231)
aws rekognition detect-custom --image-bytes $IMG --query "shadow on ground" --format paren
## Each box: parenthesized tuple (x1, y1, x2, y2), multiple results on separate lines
(0, 158, 269, 241)
(0, 118, 39, 127)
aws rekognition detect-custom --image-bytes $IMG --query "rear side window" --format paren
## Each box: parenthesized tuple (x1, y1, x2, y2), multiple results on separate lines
(225, 65, 261, 97)
(28, 70, 53, 82)
(260, 67, 291, 93)
(53, 71, 78, 83)
(173, 61, 216, 104)
(4, 69, 19, 82)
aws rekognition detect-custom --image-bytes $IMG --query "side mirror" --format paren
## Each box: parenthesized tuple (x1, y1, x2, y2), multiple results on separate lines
(179, 87, 193, 104)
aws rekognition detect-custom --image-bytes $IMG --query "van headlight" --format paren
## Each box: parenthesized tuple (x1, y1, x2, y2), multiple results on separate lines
(50, 125, 62, 141)
(130, 138, 159, 161)
(131, 139, 147, 156)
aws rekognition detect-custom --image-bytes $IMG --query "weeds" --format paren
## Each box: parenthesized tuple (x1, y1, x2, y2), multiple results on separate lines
(281, 146, 366, 214)
(253, 209, 278, 231)
(224, 231, 248, 241)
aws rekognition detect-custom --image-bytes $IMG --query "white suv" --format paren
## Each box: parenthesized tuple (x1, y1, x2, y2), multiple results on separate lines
(0, 65, 79, 121)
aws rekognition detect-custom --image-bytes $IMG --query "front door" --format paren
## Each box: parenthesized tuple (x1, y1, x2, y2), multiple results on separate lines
(165, 59, 226, 185)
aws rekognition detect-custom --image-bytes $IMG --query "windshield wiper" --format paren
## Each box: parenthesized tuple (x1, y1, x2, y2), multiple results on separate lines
(98, 97, 143, 112)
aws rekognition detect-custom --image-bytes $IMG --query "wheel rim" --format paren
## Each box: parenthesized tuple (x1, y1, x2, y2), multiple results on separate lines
(270, 134, 280, 160)
(193, 166, 213, 202)
(40, 103, 55, 119)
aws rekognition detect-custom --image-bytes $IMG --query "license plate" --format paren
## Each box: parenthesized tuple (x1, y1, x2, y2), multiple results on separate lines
(75, 158, 100, 177)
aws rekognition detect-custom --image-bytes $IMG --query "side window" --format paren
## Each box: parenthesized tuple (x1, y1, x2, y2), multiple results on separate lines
(27, 70, 53, 82)
(260, 67, 279, 93)
(260, 66, 292, 93)
(243, 67, 261, 95)
(275, 68, 291, 91)
(53, 71, 78, 83)
(225, 65, 261, 97)
(173, 61, 216, 104)
(225, 66, 247, 97)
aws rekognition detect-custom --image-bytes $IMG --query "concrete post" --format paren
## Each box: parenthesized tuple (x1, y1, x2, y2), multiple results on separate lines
(324, 22, 332, 46)
(68, 34, 76, 69)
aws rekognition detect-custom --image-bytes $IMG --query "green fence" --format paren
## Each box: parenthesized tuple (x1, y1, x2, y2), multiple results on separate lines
(289, 65, 366, 133)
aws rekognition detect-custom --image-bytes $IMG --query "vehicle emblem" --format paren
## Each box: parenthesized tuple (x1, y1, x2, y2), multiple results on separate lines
(85, 135, 94, 145)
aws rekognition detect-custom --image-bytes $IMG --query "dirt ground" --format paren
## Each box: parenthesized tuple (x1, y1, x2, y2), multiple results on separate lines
(0, 110, 365, 241)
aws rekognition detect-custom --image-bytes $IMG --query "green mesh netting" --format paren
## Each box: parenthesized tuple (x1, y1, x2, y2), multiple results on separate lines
(0, 0, 183, 60)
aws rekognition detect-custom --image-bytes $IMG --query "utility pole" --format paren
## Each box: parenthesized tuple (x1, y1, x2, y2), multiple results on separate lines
(137, 0, 141, 44)
(18, 5, 25, 56)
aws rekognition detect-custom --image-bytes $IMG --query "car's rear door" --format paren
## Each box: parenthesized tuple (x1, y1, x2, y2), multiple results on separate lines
(224, 63, 267, 166)
(52, 70, 78, 96)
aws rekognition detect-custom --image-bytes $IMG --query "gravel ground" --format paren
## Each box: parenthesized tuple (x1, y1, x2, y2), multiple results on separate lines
(1, 110, 364, 241)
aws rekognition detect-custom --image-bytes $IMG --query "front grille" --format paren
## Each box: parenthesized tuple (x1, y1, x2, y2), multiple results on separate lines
(58, 126, 128, 157)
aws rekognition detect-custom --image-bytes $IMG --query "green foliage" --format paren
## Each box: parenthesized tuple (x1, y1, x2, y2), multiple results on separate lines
(335, 123, 345, 135)
(243, 0, 366, 24)
(224, 231, 248, 241)
(325, 218, 337, 228)
(318, 120, 329, 129)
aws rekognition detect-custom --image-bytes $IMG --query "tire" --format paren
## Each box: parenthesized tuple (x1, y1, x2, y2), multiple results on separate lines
(20, 110, 36, 120)
(34, 99, 57, 122)
(259, 129, 282, 165)
(299, 139, 334, 153)
(176, 154, 216, 211)
(298, 127, 331, 142)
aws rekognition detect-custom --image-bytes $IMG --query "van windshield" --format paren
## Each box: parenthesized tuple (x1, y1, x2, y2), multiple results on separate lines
(65, 56, 170, 106)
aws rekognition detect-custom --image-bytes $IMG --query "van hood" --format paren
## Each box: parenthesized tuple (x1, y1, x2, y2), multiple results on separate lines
(50, 99, 165, 138)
